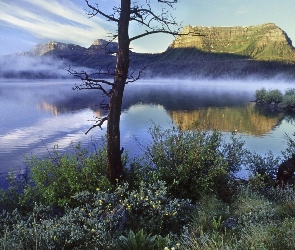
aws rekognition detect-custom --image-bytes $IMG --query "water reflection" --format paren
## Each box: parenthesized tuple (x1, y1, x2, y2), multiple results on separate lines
(1, 79, 295, 175)
(169, 104, 285, 136)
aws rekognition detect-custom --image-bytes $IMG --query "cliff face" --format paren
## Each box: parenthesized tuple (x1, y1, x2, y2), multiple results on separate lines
(32, 41, 86, 56)
(5, 23, 295, 79)
(169, 23, 295, 61)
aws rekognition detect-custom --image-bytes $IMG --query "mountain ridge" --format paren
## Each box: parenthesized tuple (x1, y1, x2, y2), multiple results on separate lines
(2, 23, 295, 79)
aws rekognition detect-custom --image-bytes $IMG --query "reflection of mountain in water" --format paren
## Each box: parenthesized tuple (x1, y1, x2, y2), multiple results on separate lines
(33, 82, 288, 136)
(169, 103, 284, 136)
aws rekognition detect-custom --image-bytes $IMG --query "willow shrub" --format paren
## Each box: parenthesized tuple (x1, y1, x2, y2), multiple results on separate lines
(27, 143, 113, 207)
(133, 125, 248, 202)
(255, 88, 283, 104)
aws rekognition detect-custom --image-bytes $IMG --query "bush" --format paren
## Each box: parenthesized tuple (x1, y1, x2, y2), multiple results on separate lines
(254, 88, 283, 104)
(246, 151, 281, 189)
(27, 143, 113, 207)
(118, 180, 193, 235)
(279, 94, 295, 109)
(284, 88, 295, 96)
(116, 229, 173, 250)
(255, 88, 267, 102)
(140, 125, 247, 201)
(264, 89, 283, 104)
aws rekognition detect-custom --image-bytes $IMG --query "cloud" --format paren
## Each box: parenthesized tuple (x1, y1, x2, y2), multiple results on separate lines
(0, 0, 114, 47)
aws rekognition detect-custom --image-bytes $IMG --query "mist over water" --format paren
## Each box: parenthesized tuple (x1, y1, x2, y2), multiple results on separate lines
(1, 78, 295, 178)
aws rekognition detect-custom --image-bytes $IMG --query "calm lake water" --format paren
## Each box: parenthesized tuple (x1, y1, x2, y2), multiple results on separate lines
(1, 78, 295, 177)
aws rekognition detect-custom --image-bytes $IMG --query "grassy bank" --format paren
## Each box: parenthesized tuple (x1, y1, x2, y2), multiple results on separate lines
(0, 125, 295, 249)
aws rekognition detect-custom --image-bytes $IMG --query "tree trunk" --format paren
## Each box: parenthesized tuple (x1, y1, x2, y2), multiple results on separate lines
(107, 0, 130, 183)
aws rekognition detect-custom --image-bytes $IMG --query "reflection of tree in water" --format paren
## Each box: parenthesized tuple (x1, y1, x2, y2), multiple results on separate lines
(169, 103, 285, 136)
(282, 112, 295, 125)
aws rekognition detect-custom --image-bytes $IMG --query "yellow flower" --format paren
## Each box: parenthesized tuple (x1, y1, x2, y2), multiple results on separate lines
(96, 187, 100, 191)
(91, 229, 95, 232)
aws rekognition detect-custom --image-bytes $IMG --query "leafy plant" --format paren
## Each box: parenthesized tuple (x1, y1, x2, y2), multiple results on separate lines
(142, 125, 247, 201)
(27, 143, 113, 207)
(116, 229, 171, 250)
(118, 180, 193, 235)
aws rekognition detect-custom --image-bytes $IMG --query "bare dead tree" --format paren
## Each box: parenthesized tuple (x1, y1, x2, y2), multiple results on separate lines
(70, 0, 184, 183)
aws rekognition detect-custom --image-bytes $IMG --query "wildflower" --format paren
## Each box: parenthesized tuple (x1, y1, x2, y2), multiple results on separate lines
(91, 229, 95, 232)
(96, 187, 100, 191)
(53, 235, 57, 241)
(164, 247, 169, 250)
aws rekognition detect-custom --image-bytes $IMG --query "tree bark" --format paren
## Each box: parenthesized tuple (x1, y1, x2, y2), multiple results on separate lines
(107, 0, 130, 183)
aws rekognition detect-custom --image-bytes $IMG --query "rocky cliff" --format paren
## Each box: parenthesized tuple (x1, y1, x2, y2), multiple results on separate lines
(169, 23, 295, 61)
(3, 23, 295, 79)
(32, 41, 86, 56)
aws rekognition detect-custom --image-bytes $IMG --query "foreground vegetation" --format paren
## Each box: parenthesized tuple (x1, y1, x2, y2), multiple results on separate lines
(1, 126, 295, 249)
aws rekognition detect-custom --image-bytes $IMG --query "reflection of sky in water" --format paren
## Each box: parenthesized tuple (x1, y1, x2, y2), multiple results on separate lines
(1, 78, 295, 176)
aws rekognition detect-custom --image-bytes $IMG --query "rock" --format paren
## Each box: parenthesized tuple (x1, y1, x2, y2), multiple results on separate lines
(169, 23, 295, 61)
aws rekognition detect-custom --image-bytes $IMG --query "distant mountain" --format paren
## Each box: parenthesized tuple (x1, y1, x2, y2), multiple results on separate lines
(170, 23, 295, 62)
(2, 23, 295, 79)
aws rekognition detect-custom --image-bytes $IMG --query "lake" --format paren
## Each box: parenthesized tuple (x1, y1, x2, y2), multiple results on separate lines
(1, 78, 295, 178)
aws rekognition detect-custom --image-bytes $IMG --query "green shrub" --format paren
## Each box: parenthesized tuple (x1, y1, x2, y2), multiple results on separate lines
(116, 229, 172, 250)
(141, 125, 247, 201)
(233, 188, 276, 226)
(279, 94, 295, 109)
(264, 89, 283, 104)
(284, 88, 295, 96)
(246, 151, 280, 189)
(118, 180, 193, 235)
(254, 88, 283, 104)
(255, 88, 267, 102)
(0, 197, 122, 249)
(27, 143, 113, 207)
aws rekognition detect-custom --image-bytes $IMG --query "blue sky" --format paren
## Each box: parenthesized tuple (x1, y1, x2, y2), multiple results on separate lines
(1, 0, 295, 55)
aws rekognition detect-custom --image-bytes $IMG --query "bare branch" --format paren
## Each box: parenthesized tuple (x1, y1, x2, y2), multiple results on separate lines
(158, 0, 179, 8)
(85, 116, 108, 134)
(130, 5, 177, 30)
(130, 29, 177, 42)
(126, 65, 148, 84)
(68, 67, 115, 97)
(85, 0, 119, 22)
(130, 28, 203, 42)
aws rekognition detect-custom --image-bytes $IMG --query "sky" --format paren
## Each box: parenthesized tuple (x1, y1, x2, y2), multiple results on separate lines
(1, 0, 295, 55)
